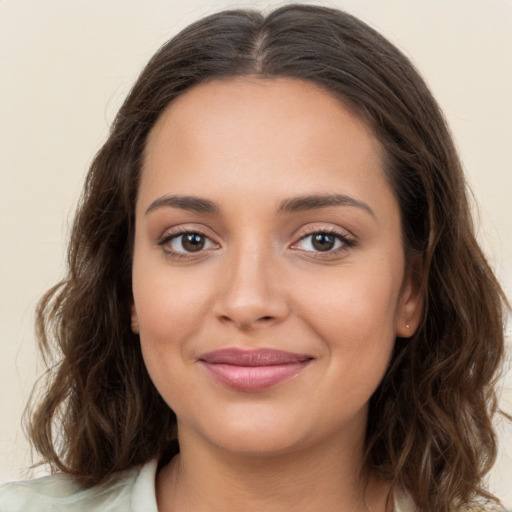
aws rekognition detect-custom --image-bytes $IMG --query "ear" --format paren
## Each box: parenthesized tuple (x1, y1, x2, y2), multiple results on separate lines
(130, 302, 140, 334)
(395, 255, 423, 338)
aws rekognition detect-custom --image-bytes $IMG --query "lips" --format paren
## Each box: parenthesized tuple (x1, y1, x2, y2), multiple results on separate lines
(198, 348, 313, 392)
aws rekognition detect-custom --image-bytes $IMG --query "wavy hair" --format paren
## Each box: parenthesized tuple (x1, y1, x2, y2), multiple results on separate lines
(27, 5, 509, 511)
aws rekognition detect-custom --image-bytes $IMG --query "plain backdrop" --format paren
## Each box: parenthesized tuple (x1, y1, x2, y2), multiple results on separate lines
(1, 0, 511, 505)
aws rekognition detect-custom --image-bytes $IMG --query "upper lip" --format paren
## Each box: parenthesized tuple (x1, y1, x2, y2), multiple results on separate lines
(198, 348, 313, 366)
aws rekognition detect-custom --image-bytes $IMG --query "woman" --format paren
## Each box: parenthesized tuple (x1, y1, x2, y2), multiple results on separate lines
(0, 4, 509, 511)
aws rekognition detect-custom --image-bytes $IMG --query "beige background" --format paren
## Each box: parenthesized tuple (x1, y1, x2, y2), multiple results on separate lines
(1, 0, 511, 505)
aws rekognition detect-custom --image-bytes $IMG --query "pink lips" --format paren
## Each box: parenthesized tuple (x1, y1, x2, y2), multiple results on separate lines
(198, 349, 313, 392)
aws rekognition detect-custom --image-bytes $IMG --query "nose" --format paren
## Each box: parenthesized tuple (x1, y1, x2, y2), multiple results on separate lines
(213, 243, 290, 331)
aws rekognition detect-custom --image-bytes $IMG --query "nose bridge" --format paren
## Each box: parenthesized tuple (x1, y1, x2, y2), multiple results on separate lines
(214, 234, 288, 328)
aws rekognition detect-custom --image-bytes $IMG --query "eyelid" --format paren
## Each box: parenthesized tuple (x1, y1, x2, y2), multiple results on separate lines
(155, 223, 355, 259)
(290, 225, 356, 256)
(157, 225, 220, 258)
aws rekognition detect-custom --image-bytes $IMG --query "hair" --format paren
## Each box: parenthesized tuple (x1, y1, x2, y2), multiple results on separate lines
(27, 4, 509, 511)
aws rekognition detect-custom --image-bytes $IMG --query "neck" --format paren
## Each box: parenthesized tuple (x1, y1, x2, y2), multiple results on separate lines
(156, 427, 392, 512)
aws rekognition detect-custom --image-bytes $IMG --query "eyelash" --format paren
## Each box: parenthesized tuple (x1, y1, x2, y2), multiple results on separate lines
(157, 227, 355, 259)
(157, 229, 218, 259)
(291, 228, 355, 259)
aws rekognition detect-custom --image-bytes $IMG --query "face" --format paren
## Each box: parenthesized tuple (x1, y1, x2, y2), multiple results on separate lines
(131, 78, 421, 458)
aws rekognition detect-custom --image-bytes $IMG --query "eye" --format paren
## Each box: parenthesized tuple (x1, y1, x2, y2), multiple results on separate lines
(159, 231, 217, 255)
(292, 230, 354, 254)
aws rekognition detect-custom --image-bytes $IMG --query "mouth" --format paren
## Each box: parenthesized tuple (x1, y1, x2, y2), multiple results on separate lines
(198, 348, 313, 392)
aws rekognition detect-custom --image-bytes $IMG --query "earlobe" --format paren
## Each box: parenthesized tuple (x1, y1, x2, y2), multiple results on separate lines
(130, 303, 140, 334)
(395, 258, 423, 338)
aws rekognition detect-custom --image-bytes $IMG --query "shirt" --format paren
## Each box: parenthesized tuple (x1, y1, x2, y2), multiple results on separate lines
(0, 460, 436, 511)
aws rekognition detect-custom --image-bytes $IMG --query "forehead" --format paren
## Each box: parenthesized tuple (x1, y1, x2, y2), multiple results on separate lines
(139, 77, 395, 221)
(144, 77, 380, 164)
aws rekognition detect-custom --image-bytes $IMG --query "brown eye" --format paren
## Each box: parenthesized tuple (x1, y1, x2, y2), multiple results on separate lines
(311, 233, 336, 251)
(181, 233, 205, 252)
(292, 230, 354, 255)
(161, 231, 217, 255)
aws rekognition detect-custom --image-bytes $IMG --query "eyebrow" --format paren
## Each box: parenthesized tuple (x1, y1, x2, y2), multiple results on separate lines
(277, 193, 375, 218)
(145, 195, 221, 216)
(145, 192, 375, 218)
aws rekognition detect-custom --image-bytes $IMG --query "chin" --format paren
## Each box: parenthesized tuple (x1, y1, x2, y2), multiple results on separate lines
(212, 430, 309, 459)
(180, 404, 317, 457)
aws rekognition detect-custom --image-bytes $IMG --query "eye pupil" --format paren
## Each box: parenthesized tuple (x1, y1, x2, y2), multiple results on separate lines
(312, 233, 335, 251)
(182, 233, 205, 252)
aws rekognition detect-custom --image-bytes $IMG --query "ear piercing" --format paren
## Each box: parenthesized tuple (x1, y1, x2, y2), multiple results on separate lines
(131, 321, 139, 334)
(405, 324, 410, 330)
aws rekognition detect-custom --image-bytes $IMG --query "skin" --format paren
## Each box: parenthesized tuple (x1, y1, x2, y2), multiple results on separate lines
(131, 77, 422, 511)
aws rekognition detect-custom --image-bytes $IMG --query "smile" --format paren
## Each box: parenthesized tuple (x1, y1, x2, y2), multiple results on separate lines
(198, 348, 313, 392)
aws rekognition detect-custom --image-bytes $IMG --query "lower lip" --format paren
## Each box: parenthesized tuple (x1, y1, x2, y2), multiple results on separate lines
(201, 361, 310, 392)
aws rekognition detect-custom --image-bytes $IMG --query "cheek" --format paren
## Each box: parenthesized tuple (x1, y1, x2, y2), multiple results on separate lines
(301, 266, 400, 339)
(131, 260, 215, 405)
(134, 276, 206, 413)
(301, 272, 399, 422)
(296, 263, 401, 387)
(133, 262, 211, 345)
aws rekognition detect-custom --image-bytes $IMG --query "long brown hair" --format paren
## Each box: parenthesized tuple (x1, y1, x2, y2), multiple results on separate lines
(27, 5, 509, 511)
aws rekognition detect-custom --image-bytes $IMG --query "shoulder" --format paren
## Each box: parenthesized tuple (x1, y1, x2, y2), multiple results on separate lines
(0, 459, 158, 512)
